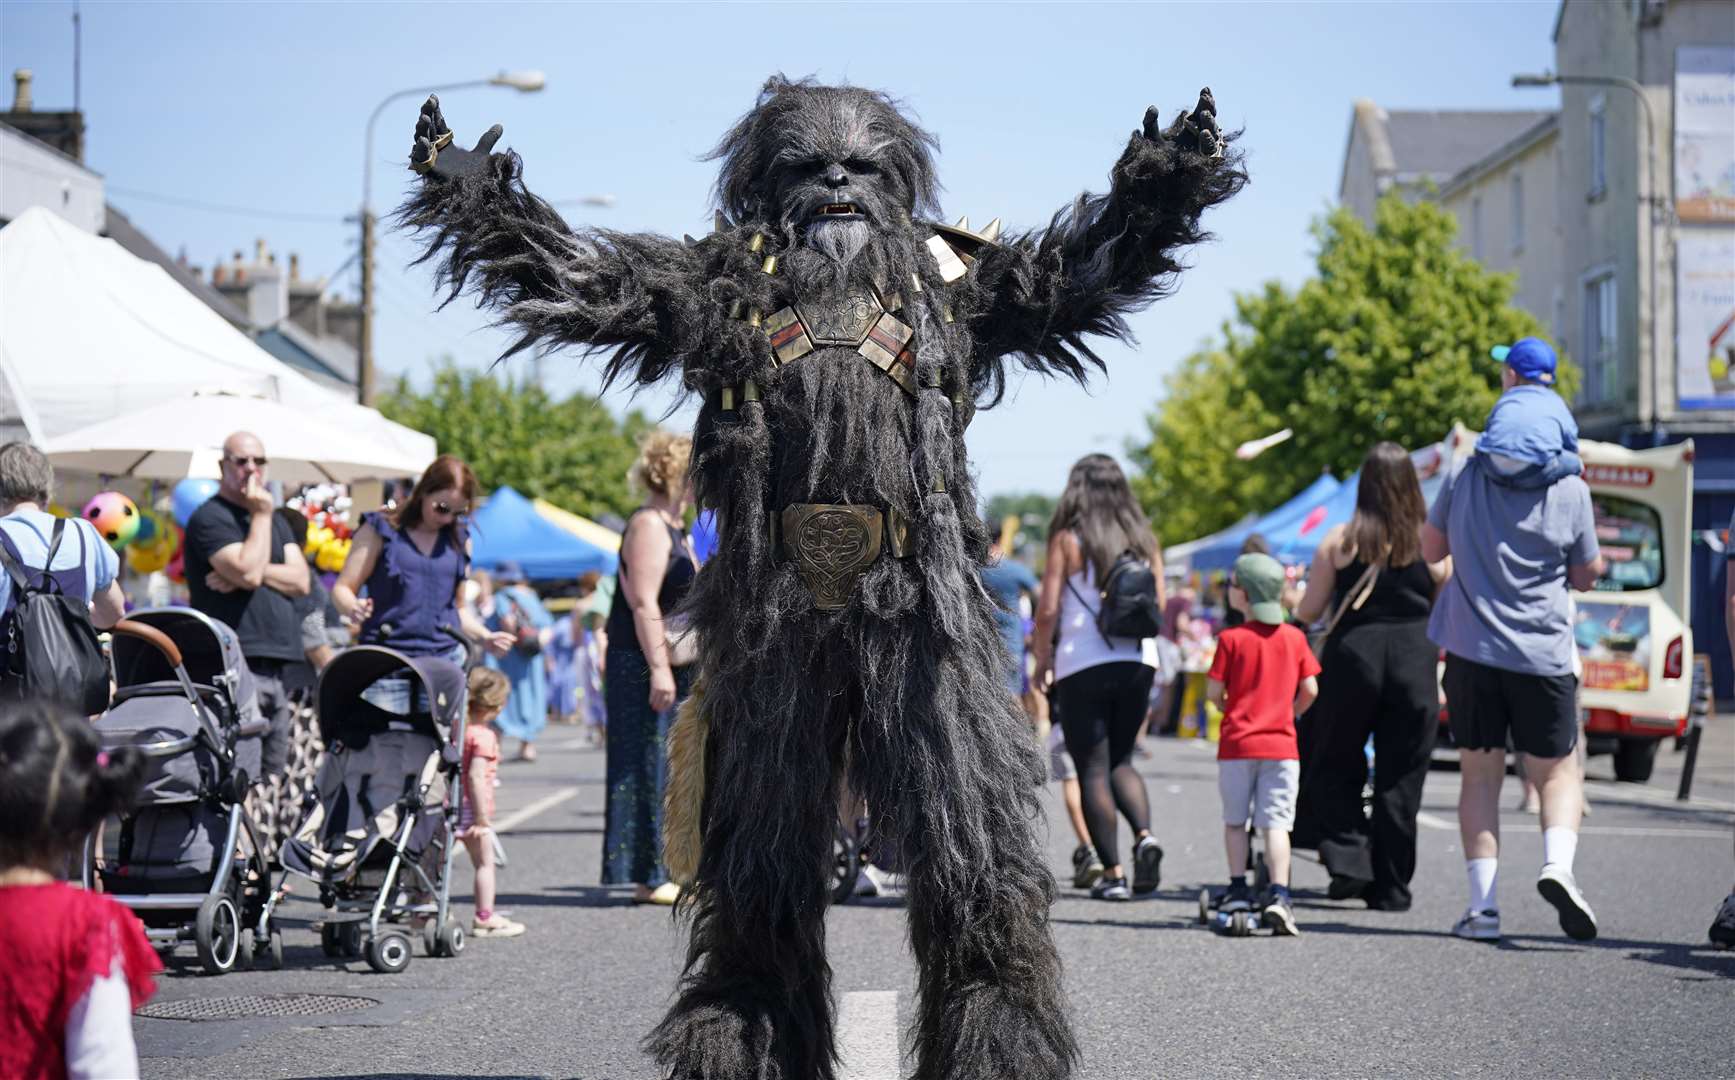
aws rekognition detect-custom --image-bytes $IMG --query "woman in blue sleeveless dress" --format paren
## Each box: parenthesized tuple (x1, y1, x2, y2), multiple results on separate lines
(332, 456, 513, 697)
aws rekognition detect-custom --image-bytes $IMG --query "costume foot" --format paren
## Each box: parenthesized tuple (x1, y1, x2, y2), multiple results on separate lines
(915, 982, 1077, 1080)
(648, 994, 829, 1080)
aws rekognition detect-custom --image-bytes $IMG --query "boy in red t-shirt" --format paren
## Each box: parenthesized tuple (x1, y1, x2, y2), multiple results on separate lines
(1207, 553, 1320, 934)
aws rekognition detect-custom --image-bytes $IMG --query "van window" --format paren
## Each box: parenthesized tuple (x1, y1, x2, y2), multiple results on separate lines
(1589, 494, 1663, 592)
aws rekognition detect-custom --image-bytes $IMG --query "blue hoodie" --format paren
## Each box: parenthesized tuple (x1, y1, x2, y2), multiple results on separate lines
(1476, 383, 1581, 490)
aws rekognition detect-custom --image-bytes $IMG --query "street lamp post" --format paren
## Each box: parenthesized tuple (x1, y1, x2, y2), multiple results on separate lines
(357, 71, 545, 406)
(1513, 70, 1666, 438)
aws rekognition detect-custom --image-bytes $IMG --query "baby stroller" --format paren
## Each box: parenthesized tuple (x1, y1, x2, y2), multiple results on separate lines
(274, 646, 467, 973)
(84, 609, 276, 974)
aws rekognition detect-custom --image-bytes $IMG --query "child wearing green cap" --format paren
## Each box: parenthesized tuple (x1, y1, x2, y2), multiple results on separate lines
(1206, 552, 1320, 935)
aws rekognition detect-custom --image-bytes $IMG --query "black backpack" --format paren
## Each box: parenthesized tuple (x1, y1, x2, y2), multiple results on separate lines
(0, 519, 111, 714)
(1070, 550, 1163, 644)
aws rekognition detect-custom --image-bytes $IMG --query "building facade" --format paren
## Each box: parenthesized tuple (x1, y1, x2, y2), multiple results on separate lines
(1339, 0, 1735, 695)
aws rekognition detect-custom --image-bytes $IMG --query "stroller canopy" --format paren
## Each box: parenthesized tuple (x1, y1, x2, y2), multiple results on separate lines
(111, 607, 259, 730)
(318, 646, 464, 744)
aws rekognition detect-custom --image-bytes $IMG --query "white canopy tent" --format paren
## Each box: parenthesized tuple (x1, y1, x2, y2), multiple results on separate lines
(44, 390, 432, 485)
(0, 206, 434, 474)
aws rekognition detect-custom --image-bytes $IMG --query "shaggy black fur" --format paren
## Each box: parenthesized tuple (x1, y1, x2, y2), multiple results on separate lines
(398, 75, 1245, 1080)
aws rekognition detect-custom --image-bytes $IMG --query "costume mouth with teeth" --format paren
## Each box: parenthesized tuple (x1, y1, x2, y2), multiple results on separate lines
(401, 74, 1243, 1080)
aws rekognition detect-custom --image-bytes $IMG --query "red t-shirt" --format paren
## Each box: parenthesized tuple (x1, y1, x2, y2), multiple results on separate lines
(1207, 622, 1321, 760)
(0, 883, 160, 1080)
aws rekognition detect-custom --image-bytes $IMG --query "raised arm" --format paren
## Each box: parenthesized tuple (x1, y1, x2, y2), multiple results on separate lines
(969, 89, 1246, 389)
(397, 96, 711, 388)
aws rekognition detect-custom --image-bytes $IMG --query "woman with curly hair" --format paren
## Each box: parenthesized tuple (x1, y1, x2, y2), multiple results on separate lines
(601, 431, 698, 905)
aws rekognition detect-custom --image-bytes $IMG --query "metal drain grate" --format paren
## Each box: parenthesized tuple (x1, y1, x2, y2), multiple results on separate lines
(137, 993, 379, 1021)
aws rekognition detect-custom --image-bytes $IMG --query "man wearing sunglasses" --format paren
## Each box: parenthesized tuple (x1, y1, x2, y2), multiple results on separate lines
(184, 431, 311, 784)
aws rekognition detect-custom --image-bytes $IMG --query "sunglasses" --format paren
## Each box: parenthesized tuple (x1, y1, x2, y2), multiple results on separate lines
(227, 455, 268, 468)
(431, 500, 469, 517)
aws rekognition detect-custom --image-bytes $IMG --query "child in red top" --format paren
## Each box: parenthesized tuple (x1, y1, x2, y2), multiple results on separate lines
(1207, 553, 1320, 934)
(0, 701, 160, 1080)
(462, 668, 525, 938)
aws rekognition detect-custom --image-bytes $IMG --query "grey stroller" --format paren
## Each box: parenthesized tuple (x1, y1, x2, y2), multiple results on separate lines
(84, 608, 276, 974)
(274, 646, 467, 973)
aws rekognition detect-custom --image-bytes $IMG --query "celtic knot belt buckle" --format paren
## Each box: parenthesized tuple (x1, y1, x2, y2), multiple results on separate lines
(780, 504, 884, 611)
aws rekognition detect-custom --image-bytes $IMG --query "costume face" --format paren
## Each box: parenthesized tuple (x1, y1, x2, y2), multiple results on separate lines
(710, 81, 940, 261)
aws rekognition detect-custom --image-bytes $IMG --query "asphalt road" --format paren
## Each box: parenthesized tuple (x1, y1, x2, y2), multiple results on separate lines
(137, 716, 1735, 1080)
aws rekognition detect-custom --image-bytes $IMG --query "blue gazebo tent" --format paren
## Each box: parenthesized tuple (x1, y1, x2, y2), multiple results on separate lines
(1264, 443, 1455, 565)
(1185, 473, 1342, 573)
(469, 486, 619, 581)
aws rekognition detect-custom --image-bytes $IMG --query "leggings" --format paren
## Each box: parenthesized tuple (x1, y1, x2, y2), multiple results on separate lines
(1055, 661, 1157, 868)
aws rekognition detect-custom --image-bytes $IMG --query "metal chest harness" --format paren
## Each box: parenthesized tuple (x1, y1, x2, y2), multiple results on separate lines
(706, 217, 1001, 610)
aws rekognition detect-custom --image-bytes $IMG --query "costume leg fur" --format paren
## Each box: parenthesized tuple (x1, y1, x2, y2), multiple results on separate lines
(652, 591, 1074, 1080)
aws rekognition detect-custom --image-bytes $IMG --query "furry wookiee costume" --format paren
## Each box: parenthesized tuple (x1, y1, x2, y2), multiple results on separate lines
(399, 77, 1244, 1080)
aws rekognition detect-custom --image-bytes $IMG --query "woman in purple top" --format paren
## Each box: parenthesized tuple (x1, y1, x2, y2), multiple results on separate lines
(332, 455, 513, 663)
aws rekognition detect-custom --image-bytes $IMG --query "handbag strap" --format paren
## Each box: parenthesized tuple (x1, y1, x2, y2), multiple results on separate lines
(1065, 573, 1117, 649)
(1318, 559, 1380, 644)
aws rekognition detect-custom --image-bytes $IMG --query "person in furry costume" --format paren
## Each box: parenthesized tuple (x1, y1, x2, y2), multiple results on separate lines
(400, 76, 1244, 1080)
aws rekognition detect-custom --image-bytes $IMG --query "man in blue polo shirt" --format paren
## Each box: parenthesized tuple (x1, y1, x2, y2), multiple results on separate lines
(0, 442, 127, 652)
(1424, 338, 1604, 944)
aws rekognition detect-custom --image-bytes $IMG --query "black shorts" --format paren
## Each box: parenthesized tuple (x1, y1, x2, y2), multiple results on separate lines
(1442, 654, 1578, 759)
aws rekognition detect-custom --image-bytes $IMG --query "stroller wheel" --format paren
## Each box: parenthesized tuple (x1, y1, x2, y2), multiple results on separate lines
(1229, 911, 1254, 938)
(365, 931, 413, 974)
(1197, 887, 1213, 925)
(437, 918, 466, 959)
(195, 894, 242, 975)
(320, 922, 345, 959)
(341, 921, 365, 957)
(255, 927, 284, 970)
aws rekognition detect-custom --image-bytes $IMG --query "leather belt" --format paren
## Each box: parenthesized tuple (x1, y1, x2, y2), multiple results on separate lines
(770, 503, 911, 611)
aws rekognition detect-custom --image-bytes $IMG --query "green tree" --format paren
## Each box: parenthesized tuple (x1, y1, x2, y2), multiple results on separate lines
(1131, 194, 1574, 546)
(378, 361, 652, 520)
(983, 491, 1057, 550)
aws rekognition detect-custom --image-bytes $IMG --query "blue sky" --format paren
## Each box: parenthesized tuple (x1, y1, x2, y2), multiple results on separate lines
(1, 1, 1566, 501)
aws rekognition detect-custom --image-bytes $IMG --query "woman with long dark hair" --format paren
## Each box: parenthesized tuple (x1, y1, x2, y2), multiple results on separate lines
(1294, 441, 1451, 910)
(333, 454, 514, 664)
(1032, 454, 1165, 901)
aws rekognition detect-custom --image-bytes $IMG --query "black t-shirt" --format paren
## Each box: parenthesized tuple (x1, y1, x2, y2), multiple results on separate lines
(184, 496, 302, 662)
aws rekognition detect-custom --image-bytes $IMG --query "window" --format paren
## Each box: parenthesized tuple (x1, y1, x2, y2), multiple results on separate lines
(1510, 173, 1524, 253)
(1582, 272, 1618, 403)
(1471, 195, 1484, 260)
(1587, 494, 1664, 591)
(1588, 93, 1607, 199)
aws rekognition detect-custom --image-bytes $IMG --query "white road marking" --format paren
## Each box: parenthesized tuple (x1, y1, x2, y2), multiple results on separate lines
(1577, 826, 1732, 839)
(494, 786, 582, 834)
(1582, 779, 1735, 813)
(1415, 810, 1724, 839)
(1417, 811, 1456, 831)
(838, 991, 899, 1080)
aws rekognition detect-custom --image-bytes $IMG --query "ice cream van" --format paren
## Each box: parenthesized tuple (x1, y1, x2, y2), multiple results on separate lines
(1572, 439, 1696, 782)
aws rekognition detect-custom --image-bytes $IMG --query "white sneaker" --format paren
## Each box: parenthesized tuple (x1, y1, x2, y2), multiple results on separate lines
(1452, 909, 1501, 941)
(1537, 865, 1597, 941)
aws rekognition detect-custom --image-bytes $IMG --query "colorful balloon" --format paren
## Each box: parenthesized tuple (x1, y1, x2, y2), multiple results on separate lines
(172, 478, 219, 527)
(125, 539, 171, 575)
(133, 509, 160, 545)
(165, 550, 185, 585)
(82, 492, 140, 550)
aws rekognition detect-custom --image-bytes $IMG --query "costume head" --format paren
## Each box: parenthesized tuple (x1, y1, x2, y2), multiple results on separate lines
(708, 77, 940, 271)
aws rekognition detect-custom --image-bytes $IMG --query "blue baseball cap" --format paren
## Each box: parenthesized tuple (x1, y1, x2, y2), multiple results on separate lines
(1491, 337, 1557, 386)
